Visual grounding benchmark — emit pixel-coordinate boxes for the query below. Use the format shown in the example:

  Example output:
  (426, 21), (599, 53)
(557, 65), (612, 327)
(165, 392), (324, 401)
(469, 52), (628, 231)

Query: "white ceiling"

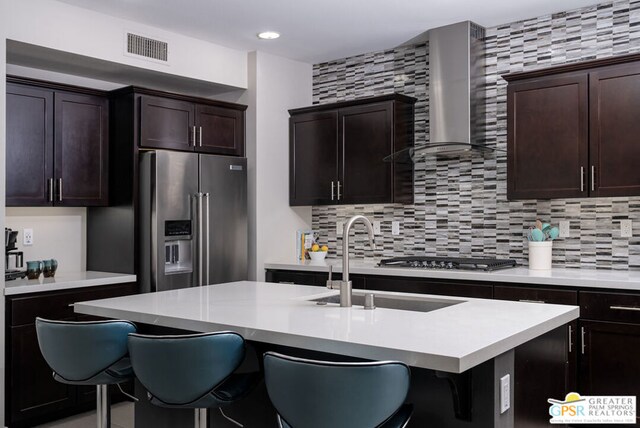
(55, 0), (600, 64)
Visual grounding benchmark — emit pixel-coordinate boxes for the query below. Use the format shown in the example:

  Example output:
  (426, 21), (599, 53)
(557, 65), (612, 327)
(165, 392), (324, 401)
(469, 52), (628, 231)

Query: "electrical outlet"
(23, 228), (33, 246)
(621, 220), (633, 238)
(373, 221), (381, 235)
(392, 221), (400, 236)
(559, 221), (570, 238)
(336, 221), (344, 236)
(500, 374), (510, 414)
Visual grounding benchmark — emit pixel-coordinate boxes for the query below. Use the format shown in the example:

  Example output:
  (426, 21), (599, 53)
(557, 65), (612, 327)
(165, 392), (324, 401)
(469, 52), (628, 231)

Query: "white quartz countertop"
(4, 271), (137, 296)
(74, 281), (578, 373)
(265, 259), (640, 291)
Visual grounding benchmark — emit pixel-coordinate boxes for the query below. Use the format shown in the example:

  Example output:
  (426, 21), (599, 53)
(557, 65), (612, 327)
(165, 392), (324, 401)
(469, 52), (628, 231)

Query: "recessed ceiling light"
(257, 31), (280, 40)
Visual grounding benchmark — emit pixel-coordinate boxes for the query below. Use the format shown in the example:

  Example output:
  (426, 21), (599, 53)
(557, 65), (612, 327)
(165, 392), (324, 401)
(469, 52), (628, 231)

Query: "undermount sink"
(310, 293), (462, 313)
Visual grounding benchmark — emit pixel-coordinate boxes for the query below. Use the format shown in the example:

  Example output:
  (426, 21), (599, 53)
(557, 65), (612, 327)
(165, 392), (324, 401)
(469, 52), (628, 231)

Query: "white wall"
(6, 208), (86, 273)
(5, 0), (247, 89)
(250, 51), (312, 280)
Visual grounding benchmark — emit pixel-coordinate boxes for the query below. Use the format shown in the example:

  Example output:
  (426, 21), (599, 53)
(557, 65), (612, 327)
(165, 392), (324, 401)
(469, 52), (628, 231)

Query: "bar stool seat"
(36, 318), (137, 428)
(264, 352), (413, 428)
(128, 331), (259, 427)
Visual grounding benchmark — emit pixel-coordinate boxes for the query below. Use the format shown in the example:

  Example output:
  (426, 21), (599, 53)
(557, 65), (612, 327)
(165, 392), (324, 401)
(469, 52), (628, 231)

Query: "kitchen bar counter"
(75, 280), (577, 373)
(4, 271), (137, 295)
(265, 259), (640, 291)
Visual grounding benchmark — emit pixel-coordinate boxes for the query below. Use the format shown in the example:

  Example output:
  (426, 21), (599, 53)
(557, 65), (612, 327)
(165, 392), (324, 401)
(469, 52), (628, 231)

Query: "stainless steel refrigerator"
(139, 151), (248, 292)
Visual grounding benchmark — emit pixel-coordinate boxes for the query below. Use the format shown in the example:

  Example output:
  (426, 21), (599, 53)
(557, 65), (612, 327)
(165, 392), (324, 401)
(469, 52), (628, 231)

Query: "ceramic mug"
(43, 259), (58, 278)
(26, 260), (44, 280)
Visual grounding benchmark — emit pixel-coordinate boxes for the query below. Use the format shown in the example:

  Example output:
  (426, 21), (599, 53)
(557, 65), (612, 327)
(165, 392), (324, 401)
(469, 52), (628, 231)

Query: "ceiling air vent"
(126, 32), (168, 62)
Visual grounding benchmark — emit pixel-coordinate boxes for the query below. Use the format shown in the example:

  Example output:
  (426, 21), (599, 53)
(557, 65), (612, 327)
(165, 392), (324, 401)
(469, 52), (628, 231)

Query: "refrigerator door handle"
(204, 193), (210, 286)
(197, 192), (204, 287)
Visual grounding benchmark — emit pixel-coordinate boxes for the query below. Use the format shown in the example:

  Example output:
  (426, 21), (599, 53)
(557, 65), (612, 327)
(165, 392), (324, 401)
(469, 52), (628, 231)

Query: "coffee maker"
(5, 228), (26, 281)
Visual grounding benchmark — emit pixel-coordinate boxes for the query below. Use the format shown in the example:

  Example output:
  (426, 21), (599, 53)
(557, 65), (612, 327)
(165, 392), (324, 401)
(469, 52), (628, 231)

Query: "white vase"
(528, 241), (553, 270)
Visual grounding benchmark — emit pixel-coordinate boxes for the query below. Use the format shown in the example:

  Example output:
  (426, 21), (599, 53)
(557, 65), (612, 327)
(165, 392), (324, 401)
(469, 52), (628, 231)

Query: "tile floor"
(36, 402), (134, 428)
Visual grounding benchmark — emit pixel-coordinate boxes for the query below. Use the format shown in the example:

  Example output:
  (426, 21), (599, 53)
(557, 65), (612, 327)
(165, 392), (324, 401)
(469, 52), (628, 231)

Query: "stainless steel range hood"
(422, 21), (486, 157)
(405, 21), (491, 161)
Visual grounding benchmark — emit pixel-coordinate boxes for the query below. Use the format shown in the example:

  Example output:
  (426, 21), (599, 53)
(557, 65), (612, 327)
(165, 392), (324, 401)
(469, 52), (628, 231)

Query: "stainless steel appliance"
(139, 151), (248, 293)
(5, 228), (26, 281)
(378, 256), (516, 271)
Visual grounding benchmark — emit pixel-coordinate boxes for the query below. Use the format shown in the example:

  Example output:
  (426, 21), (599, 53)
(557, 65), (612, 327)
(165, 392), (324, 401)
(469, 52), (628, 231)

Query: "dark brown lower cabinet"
(5, 282), (137, 427)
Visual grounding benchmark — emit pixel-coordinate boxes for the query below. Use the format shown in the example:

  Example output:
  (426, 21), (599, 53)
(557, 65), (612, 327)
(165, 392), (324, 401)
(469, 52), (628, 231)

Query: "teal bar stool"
(36, 318), (138, 428)
(264, 352), (413, 428)
(128, 331), (259, 428)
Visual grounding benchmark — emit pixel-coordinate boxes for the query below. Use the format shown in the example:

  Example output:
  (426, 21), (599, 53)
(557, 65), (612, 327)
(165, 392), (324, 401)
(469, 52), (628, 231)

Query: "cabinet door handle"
(580, 167), (585, 192)
(610, 305), (640, 312)
(331, 181), (335, 201)
(581, 326), (586, 354)
(568, 325), (573, 353)
(48, 178), (54, 202)
(518, 299), (545, 304)
(337, 181), (342, 200)
(58, 178), (63, 202)
(198, 126), (203, 147)
(591, 165), (596, 192)
(191, 126), (197, 146)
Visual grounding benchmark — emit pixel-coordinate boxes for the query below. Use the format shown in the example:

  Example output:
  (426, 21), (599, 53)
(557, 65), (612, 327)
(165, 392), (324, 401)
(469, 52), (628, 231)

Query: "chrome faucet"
(339, 215), (375, 307)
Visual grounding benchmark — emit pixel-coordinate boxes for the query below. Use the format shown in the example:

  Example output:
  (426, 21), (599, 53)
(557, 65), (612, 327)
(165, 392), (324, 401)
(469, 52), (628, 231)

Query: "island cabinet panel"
(506, 73), (589, 200)
(138, 92), (246, 156)
(5, 283), (137, 428)
(289, 94), (416, 206)
(6, 79), (109, 207)
(505, 54), (640, 199)
(589, 62), (640, 197)
(494, 285), (578, 428)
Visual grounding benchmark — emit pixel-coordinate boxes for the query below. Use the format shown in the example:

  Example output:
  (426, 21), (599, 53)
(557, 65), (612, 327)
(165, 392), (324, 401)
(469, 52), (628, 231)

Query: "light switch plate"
(621, 220), (633, 238)
(559, 221), (570, 238)
(23, 228), (33, 246)
(373, 221), (381, 235)
(392, 221), (400, 236)
(500, 374), (510, 414)
(337, 221), (344, 236)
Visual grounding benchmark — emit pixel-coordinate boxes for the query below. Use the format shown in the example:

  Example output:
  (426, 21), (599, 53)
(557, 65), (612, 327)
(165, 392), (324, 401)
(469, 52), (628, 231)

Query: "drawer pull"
(279, 281), (295, 285)
(609, 305), (640, 312)
(519, 299), (545, 304)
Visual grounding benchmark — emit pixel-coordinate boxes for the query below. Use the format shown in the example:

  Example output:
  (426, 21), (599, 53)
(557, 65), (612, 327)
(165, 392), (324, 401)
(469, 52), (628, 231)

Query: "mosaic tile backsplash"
(311, 0), (640, 270)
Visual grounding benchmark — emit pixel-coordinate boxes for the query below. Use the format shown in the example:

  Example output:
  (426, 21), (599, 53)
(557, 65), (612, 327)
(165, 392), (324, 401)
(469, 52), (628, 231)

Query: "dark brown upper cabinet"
(139, 92), (246, 157)
(504, 53), (640, 200)
(289, 94), (416, 206)
(589, 61), (640, 197)
(6, 79), (109, 207)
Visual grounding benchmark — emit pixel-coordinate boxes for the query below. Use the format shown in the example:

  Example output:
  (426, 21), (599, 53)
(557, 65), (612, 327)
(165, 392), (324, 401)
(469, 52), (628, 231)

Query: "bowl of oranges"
(308, 243), (329, 261)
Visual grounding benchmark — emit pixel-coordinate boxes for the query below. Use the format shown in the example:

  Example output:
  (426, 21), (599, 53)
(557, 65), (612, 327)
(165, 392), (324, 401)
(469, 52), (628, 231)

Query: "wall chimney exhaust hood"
(386, 21), (500, 163)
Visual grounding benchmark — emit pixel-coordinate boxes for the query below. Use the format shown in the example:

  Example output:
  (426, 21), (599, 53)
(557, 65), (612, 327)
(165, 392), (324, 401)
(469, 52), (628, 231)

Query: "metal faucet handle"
(326, 264), (340, 289)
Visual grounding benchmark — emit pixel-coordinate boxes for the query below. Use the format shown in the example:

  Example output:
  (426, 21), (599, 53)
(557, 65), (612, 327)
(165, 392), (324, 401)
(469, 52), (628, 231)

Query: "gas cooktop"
(378, 256), (517, 272)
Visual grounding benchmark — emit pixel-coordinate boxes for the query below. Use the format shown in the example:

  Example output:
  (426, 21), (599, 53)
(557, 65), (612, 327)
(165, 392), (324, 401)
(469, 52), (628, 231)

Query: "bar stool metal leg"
(96, 384), (111, 428)
(194, 408), (208, 428)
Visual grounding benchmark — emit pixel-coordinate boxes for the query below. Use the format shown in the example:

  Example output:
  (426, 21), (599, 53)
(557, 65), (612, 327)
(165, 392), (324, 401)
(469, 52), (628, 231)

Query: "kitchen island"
(75, 281), (578, 427)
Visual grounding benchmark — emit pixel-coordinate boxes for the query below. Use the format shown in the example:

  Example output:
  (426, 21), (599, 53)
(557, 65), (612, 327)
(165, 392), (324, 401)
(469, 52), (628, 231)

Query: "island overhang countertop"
(74, 281), (578, 373)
